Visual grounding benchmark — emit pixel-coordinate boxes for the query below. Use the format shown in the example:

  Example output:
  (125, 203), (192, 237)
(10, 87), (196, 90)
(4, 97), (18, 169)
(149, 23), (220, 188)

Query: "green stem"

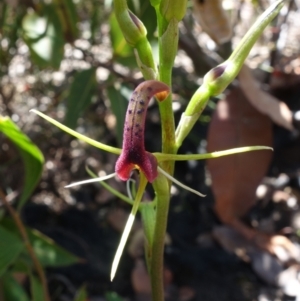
(158, 70), (175, 172)
(151, 174), (170, 301)
(148, 9), (180, 301)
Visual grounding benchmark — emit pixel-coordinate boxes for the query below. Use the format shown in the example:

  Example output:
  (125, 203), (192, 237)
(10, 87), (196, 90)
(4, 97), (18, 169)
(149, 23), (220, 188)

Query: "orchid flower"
(30, 80), (271, 281)
(30, 2), (284, 300)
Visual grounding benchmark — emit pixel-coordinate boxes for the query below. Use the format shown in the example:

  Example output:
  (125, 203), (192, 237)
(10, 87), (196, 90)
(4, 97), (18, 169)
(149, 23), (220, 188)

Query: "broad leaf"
(2, 274), (30, 301)
(0, 116), (44, 209)
(0, 225), (24, 276)
(65, 68), (96, 129)
(106, 78), (129, 146)
(1, 218), (79, 267)
(105, 292), (124, 301)
(29, 274), (44, 301)
(29, 229), (79, 267)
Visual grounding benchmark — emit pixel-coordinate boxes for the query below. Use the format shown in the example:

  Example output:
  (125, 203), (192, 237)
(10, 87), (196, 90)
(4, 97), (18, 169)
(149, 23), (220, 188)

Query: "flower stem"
(151, 174), (170, 301)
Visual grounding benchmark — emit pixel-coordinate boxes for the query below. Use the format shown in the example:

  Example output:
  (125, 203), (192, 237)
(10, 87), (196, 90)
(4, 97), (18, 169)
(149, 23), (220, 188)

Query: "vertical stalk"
(156, 11), (176, 170)
(150, 174), (170, 301)
(148, 8), (180, 301)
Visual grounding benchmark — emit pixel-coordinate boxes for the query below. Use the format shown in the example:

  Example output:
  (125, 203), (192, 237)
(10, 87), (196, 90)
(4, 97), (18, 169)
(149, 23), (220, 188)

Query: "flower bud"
(114, 0), (147, 47)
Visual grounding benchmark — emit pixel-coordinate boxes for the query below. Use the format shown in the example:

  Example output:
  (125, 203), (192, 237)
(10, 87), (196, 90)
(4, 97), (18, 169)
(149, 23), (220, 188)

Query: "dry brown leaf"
(239, 65), (294, 131)
(207, 87), (273, 225)
(193, 0), (232, 44)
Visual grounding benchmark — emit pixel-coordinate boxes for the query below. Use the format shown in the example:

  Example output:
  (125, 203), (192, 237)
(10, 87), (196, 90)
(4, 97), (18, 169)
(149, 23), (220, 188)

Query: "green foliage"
(1, 218), (79, 268)
(0, 0), (285, 300)
(2, 274), (30, 301)
(65, 68), (97, 129)
(74, 286), (88, 301)
(106, 76), (129, 146)
(0, 225), (24, 276)
(29, 275), (44, 301)
(0, 117), (44, 209)
(105, 291), (125, 301)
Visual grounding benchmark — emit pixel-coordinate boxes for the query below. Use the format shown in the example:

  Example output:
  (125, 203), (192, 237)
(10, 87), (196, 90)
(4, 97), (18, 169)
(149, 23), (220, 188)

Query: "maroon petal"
(115, 80), (169, 182)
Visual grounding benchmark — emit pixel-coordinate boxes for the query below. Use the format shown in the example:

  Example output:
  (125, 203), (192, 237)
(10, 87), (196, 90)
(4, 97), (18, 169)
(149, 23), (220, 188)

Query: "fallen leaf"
(207, 87), (273, 225)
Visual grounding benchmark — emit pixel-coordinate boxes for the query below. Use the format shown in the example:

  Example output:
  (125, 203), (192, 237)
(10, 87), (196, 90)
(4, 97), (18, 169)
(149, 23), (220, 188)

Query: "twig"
(0, 188), (51, 301)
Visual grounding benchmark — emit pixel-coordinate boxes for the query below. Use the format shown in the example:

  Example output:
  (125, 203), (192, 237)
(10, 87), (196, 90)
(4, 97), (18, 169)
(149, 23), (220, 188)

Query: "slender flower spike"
(115, 80), (169, 183)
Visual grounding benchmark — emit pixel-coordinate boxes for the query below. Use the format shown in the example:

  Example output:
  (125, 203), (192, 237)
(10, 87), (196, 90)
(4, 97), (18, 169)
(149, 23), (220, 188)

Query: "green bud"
(202, 62), (231, 96)
(160, 0), (187, 21)
(175, 0), (285, 148)
(201, 0), (285, 97)
(114, 0), (157, 78)
(114, 0), (147, 47)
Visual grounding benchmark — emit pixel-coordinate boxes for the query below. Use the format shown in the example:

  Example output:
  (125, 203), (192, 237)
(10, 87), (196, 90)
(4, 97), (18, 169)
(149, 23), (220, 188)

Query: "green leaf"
(105, 292), (124, 301)
(74, 286), (88, 301)
(106, 78), (129, 146)
(0, 225), (24, 276)
(65, 68), (97, 129)
(0, 116), (44, 209)
(140, 203), (156, 247)
(1, 218), (79, 267)
(53, 0), (79, 43)
(2, 274), (30, 301)
(29, 229), (79, 267)
(21, 4), (65, 69)
(29, 275), (44, 301)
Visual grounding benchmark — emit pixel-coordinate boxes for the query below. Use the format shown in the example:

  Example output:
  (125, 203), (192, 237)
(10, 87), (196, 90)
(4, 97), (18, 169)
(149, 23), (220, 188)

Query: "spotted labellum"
(115, 80), (169, 183)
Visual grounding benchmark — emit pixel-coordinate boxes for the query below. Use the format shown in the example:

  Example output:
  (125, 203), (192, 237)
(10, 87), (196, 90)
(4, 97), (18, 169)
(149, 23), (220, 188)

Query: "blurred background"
(1, 0), (300, 300)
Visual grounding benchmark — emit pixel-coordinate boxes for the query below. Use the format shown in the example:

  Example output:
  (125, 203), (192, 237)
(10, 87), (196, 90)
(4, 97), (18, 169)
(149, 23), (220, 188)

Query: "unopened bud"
(202, 63), (230, 96)
(114, 0), (147, 47)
